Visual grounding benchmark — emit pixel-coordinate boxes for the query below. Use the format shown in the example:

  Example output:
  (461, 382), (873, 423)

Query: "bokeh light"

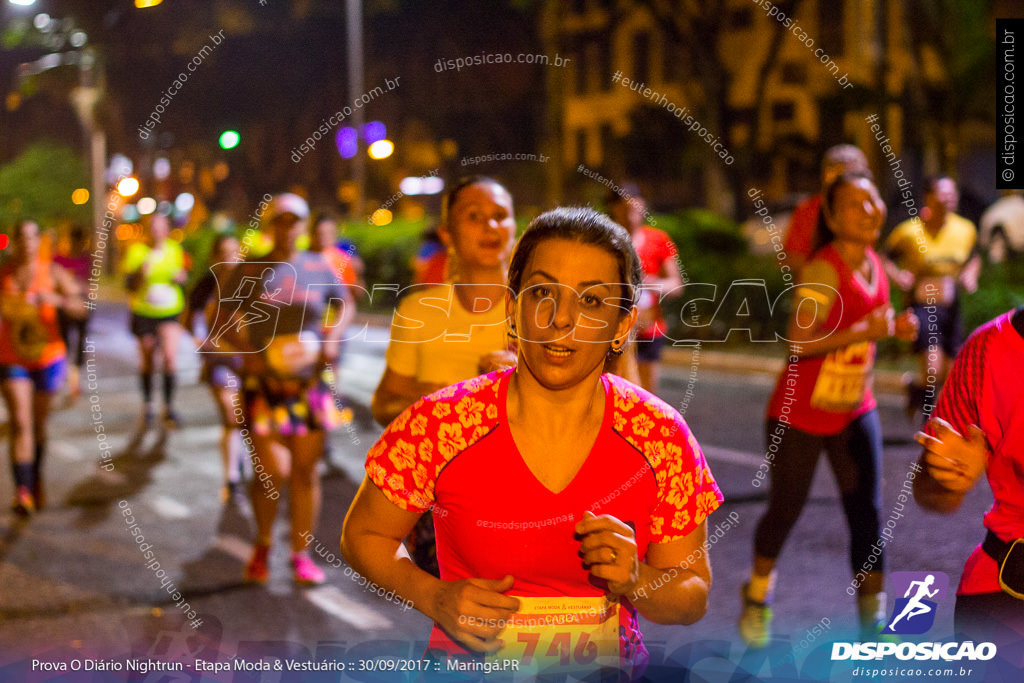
(336, 127), (358, 159)
(116, 177), (140, 197)
(368, 139), (394, 160)
(153, 157), (171, 180)
(363, 121), (386, 144)
(219, 130), (240, 149)
(174, 193), (195, 214)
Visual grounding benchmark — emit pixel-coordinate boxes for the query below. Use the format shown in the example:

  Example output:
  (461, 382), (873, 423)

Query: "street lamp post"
(69, 48), (107, 252)
(346, 0), (365, 217)
(13, 11), (108, 260)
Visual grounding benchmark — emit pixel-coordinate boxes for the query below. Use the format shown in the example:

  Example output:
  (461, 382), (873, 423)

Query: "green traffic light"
(219, 130), (240, 149)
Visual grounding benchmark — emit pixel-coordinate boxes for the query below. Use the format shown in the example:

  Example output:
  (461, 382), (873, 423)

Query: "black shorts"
(130, 313), (180, 339)
(634, 335), (666, 363)
(911, 301), (962, 357)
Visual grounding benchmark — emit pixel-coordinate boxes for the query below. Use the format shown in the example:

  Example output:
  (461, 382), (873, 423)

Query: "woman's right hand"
(861, 306), (894, 341)
(914, 418), (988, 493)
(477, 350), (517, 375)
(894, 309), (919, 342)
(430, 575), (520, 653)
(892, 269), (915, 292)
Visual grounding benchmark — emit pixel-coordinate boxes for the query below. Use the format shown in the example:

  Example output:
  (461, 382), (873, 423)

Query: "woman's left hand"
(576, 511), (640, 598)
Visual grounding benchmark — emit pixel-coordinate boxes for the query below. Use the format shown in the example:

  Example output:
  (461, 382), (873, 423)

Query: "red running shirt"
(765, 245), (889, 435)
(633, 226), (677, 339)
(783, 195), (822, 262)
(366, 368), (723, 676)
(925, 310), (1024, 595)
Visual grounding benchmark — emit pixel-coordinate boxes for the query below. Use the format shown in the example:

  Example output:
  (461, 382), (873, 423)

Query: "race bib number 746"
(486, 596), (619, 678)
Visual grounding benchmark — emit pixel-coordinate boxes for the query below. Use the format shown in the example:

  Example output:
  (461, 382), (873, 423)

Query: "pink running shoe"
(244, 544), (270, 584)
(12, 486), (35, 517)
(291, 552), (325, 586)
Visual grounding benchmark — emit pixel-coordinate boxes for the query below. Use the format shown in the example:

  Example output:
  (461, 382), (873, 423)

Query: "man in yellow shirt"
(885, 176), (981, 419)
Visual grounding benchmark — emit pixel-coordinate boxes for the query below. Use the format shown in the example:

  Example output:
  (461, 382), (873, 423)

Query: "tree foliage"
(0, 142), (90, 227)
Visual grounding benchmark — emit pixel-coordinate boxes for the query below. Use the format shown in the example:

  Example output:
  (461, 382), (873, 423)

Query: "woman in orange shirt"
(1, 220), (85, 514)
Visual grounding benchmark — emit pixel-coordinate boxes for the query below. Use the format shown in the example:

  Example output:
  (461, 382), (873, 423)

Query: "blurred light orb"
(219, 130), (240, 149)
(69, 31), (87, 47)
(399, 177), (423, 195)
(422, 176), (445, 195)
(336, 127), (358, 159)
(32, 13), (49, 29)
(134, 0), (164, 7)
(370, 209), (393, 226)
(399, 175), (445, 196)
(121, 205), (140, 222)
(212, 161), (230, 182)
(116, 177), (140, 197)
(107, 154), (133, 184)
(174, 193), (195, 213)
(71, 188), (90, 205)
(137, 197), (157, 215)
(363, 121), (386, 144)
(153, 157), (171, 180)
(368, 139), (394, 160)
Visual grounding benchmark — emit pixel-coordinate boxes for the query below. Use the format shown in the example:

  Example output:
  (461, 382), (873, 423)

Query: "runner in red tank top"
(739, 174), (918, 647)
(606, 184), (683, 395)
(0, 220), (85, 514)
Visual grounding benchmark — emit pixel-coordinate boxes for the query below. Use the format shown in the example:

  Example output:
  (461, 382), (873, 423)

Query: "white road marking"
(214, 535), (253, 563)
(146, 495), (192, 520)
(48, 440), (84, 461)
(304, 585), (394, 630)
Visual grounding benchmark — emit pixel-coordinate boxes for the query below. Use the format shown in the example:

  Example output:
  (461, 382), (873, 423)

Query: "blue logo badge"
(882, 571), (949, 635)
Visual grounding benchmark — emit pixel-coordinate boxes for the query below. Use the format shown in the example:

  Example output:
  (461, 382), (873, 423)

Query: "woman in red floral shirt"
(342, 207), (722, 680)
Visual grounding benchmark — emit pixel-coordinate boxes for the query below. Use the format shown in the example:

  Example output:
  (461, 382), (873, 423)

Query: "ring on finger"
(609, 548), (617, 563)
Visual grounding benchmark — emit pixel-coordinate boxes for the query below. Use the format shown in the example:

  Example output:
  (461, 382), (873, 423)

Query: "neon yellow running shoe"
(739, 583), (774, 648)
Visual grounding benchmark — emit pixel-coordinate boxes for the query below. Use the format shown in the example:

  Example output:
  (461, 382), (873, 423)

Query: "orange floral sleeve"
(365, 372), (505, 513)
(607, 375), (724, 543)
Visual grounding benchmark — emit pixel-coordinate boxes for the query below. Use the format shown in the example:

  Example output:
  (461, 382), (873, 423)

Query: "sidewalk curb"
(354, 312), (907, 394)
(661, 346), (907, 394)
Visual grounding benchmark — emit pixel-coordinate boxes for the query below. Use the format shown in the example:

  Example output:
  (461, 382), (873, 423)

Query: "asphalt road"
(0, 299), (1005, 682)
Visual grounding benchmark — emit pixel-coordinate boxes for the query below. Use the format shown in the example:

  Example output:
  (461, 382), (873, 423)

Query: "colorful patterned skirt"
(241, 368), (350, 437)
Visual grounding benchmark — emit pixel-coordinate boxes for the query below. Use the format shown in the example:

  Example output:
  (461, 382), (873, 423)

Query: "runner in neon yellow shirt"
(121, 212), (187, 427)
(884, 175), (981, 419)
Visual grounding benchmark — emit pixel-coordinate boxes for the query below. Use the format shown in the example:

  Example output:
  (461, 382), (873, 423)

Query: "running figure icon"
(888, 574), (939, 631)
(206, 268), (282, 351)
